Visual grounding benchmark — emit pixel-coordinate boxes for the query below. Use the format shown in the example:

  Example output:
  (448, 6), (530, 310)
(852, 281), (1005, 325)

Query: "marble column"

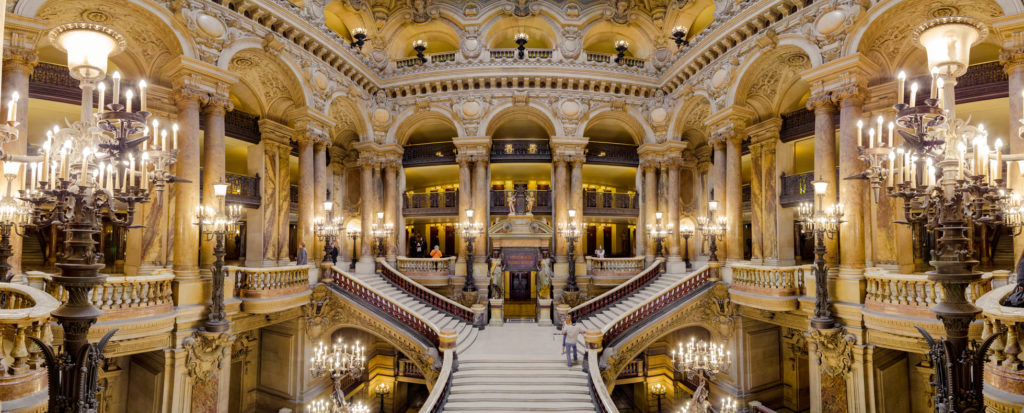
(635, 167), (645, 258)
(836, 88), (867, 303)
(359, 158), (376, 267)
(313, 141), (328, 261)
(473, 157), (489, 263)
(457, 157), (472, 264)
(749, 142), (764, 264)
(553, 158), (568, 262)
(0, 46), (34, 277)
(396, 165), (406, 257)
(810, 94), (838, 271)
(1004, 46), (1024, 270)
(297, 137), (316, 259)
(762, 142), (780, 265)
(277, 144), (292, 264)
(245, 140), (280, 267)
(666, 161), (682, 264)
(644, 163), (658, 263)
(384, 161), (398, 262)
(725, 135), (743, 262)
(711, 140), (727, 257)
(200, 102), (228, 272)
(172, 89), (203, 305)
(570, 158), (584, 265)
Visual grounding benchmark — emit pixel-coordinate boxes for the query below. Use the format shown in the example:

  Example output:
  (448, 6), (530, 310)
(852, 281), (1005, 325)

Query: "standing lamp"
(697, 200), (726, 263)
(348, 225), (361, 271)
(650, 382), (666, 413)
(194, 183), (244, 332)
(314, 201), (342, 264)
(648, 211), (671, 258)
(679, 224), (694, 270)
(614, 40), (629, 64)
(458, 208), (483, 292)
(796, 179), (844, 329)
(413, 40), (428, 64)
(371, 211), (392, 258)
(559, 209), (582, 292)
(0, 161), (27, 283)
(375, 382), (391, 413)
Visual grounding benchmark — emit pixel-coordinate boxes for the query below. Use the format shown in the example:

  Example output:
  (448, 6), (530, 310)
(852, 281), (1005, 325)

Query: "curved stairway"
(576, 266), (696, 333)
(355, 271), (479, 354)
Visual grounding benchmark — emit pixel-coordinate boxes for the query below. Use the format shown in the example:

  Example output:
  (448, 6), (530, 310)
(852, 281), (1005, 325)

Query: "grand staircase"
(353, 269), (480, 354)
(575, 265), (694, 333)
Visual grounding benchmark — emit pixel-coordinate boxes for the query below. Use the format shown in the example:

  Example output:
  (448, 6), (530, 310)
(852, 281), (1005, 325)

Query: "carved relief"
(806, 327), (856, 377)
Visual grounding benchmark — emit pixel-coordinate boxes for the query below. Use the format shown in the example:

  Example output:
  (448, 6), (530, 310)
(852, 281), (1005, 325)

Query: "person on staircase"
(562, 317), (583, 367)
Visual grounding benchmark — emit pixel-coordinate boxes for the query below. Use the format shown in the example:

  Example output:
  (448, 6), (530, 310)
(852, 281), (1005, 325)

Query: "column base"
(173, 277), (205, 306)
(537, 298), (553, 326)
(836, 266), (866, 304)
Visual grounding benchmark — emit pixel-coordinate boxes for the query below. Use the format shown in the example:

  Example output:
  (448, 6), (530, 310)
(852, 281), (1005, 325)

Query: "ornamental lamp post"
(371, 211), (392, 258)
(347, 224), (361, 271)
(413, 40), (428, 64)
(796, 179), (844, 329)
(697, 200), (726, 263)
(560, 209), (582, 292)
(194, 182), (243, 333)
(679, 223), (694, 270)
(650, 382), (666, 413)
(648, 211), (672, 258)
(459, 208), (484, 292)
(375, 382), (392, 413)
(315, 201), (342, 264)
(515, 32), (529, 59)
(614, 40), (629, 65)
(23, 22), (180, 412)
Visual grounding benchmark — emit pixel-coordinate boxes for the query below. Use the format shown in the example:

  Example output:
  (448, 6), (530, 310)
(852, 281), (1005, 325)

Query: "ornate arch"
(226, 48), (308, 120)
(33, 0), (194, 81)
(728, 46), (812, 122)
(389, 107), (464, 145)
(669, 95), (713, 144)
(579, 107), (650, 144)
(481, 103), (561, 137)
(328, 95), (371, 148)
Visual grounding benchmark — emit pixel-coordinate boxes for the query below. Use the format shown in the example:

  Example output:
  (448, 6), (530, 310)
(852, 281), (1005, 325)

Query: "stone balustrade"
(728, 263), (811, 312)
(379, 260), (478, 325)
(977, 285), (1024, 409)
(569, 259), (664, 323)
(602, 265), (714, 348)
(0, 283), (59, 405)
(34, 272), (175, 321)
(396, 256), (457, 291)
(325, 265), (441, 347)
(588, 256), (646, 288)
(864, 269), (992, 319)
(231, 265), (311, 298)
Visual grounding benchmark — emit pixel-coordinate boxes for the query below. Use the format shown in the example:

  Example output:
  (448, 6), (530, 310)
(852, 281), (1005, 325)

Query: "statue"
(506, 190), (517, 215)
(537, 258), (552, 299)
(525, 190), (535, 214)
(489, 256), (504, 299)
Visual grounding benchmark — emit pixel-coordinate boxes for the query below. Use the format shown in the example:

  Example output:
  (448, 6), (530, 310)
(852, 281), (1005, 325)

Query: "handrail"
(730, 263), (811, 296)
(586, 348), (618, 413)
(0, 283), (59, 378)
(569, 259), (664, 322)
(38, 272), (175, 320)
(229, 264), (311, 298)
(864, 268), (992, 317)
(325, 265), (440, 347)
(378, 259), (475, 324)
(419, 349), (455, 413)
(975, 284), (1024, 399)
(601, 264), (713, 347)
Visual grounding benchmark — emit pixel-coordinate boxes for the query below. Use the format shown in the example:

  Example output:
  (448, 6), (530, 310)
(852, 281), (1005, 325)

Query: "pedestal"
(471, 303), (486, 327)
(555, 304), (570, 326)
(489, 298), (504, 326)
(537, 298), (553, 326)
(666, 258), (687, 274)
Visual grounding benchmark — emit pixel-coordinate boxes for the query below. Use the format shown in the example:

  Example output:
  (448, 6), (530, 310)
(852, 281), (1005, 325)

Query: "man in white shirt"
(562, 318), (584, 367)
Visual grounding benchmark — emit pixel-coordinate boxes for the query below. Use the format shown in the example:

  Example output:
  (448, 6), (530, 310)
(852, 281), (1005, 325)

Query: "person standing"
(329, 240), (339, 264)
(430, 245), (443, 259)
(296, 243), (308, 265)
(596, 245), (606, 258)
(562, 318), (583, 367)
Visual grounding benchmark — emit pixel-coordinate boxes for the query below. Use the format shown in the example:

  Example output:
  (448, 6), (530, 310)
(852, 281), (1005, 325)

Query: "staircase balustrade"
(0, 283), (59, 403)
(35, 272), (175, 321)
(586, 349), (618, 413)
(231, 265), (311, 298)
(420, 350), (456, 413)
(398, 358), (424, 378)
(975, 285), (1024, 404)
(602, 265), (713, 347)
(378, 259), (476, 324)
(864, 268), (992, 318)
(730, 263), (810, 297)
(326, 265), (440, 346)
(569, 259), (664, 323)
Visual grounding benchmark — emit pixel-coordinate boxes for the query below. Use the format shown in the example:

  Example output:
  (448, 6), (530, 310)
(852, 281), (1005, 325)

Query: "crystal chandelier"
(20, 22), (178, 412)
(672, 337), (731, 413)
(855, 15), (1006, 412)
(309, 338), (366, 413)
(307, 398), (369, 413)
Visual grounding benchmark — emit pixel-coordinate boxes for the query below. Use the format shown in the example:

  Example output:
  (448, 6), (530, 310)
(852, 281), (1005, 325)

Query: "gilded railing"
(325, 265), (440, 346)
(230, 265), (311, 298)
(602, 265), (713, 347)
(569, 259), (664, 323)
(35, 272), (175, 321)
(396, 257), (456, 276)
(977, 285), (1024, 399)
(586, 256), (645, 276)
(378, 259), (477, 325)
(0, 283), (58, 402)
(730, 263), (811, 297)
(864, 269), (992, 318)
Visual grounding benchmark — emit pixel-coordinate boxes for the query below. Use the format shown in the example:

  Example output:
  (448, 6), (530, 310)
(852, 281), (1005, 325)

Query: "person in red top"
(429, 245), (443, 259)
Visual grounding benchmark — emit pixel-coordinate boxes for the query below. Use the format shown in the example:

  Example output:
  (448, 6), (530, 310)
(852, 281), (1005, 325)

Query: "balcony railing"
(489, 49), (555, 60)
(977, 284), (1024, 398)
(397, 358), (424, 379)
(231, 265), (311, 299)
(570, 259), (664, 323)
(396, 51), (458, 69)
(403, 142), (457, 167)
(0, 283), (59, 404)
(587, 256), (645, 288)
(395, 256), (456, 289)
(404, 191), (459, 216)
(36, 272), (175, 322)
(729, 263), (811, 312)
(864, 269), (992, 320)
(224, 110), (261, 143)
(585, 52), (645, 68)
(200, 171), (261, 208)
(491, 189), (552, 215)
(490, 140), (552, 163)
(617, 357), (645, 378)
(585, 142), (639, 166)
(779, 171), (814, 208)
(583, 192), (638, 216)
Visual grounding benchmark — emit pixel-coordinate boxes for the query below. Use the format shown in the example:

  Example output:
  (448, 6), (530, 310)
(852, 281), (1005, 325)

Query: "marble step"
(449, 384), (590, 395)
(444, 401), (597, 411)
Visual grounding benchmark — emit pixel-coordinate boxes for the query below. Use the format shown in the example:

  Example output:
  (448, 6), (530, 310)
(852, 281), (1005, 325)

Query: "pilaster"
(551, 136), (588, 279)
(706, 106), (752, 264)
(746, 118), (782, 265)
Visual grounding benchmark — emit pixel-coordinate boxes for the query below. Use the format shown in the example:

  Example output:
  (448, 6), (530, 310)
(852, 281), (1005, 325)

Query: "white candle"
(887, 122), (894, 147)
(80, 147), (90, 186)
(141, 153), (148, 190)
(138, 80), (147, 112)
(868, 128), (875, 149)
(125, 89), (134, 113)
(887, 151), (894, 186)
(876, 115), (883, 144)
(173, 123), (179, 149)
(161, 129), (167, 150)
(107, 164), (113, 193)
(910, 83), (918, 107)
(6, 91), (18, 123)
(29, 162), (35, 191)
(129, 154), (135, 188)
(112, 71), (121, 105)
(897, 71), (906, 105)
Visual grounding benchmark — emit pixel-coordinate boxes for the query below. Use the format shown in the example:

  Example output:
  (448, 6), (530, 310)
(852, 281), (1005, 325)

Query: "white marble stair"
(445, 357), (596, 413)
(359, 272), (478, 354)
(577, 270), (690, 333)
